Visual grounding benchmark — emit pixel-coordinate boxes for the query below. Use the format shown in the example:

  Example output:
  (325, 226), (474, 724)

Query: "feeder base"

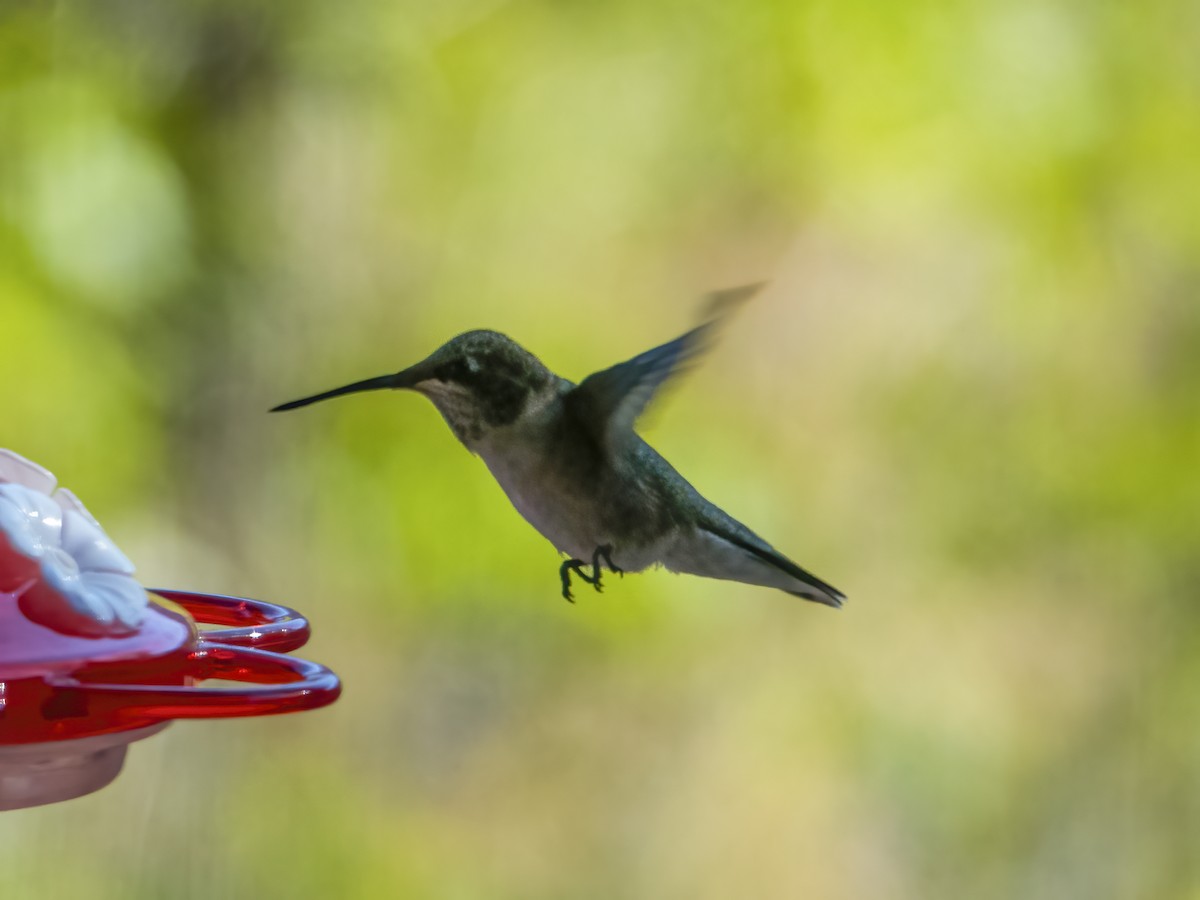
(0, 724), (169, 810)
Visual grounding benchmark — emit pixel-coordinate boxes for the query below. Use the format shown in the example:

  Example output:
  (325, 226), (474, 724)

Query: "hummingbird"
(271, 285), (845, 607)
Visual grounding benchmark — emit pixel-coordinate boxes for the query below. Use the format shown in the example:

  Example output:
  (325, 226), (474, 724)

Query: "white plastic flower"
(0, 449), (147, 636)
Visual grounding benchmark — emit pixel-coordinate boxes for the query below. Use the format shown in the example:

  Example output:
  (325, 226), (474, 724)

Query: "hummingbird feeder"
(0, 450), (341, 810)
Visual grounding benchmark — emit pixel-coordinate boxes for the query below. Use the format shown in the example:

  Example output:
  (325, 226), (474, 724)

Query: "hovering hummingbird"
(271, 285), (845, 607)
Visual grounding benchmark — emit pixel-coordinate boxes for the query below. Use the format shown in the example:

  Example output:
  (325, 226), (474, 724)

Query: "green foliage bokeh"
(1, 1), (1197, 897)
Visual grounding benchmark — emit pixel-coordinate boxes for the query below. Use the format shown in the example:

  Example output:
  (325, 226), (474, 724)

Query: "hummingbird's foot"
(560, 558), (599, 603)
(594, 544), (623, 580)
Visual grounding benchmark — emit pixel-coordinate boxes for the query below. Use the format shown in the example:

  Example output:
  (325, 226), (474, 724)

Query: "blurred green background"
(2, 0), (1198, 897)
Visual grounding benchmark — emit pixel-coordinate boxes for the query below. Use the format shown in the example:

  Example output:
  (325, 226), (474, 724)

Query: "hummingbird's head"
(412, 330), (556, 445)
(271, 330), (556, 448)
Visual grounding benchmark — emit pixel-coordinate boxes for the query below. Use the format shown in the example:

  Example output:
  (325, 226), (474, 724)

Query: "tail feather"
(695, 522), (845, 608)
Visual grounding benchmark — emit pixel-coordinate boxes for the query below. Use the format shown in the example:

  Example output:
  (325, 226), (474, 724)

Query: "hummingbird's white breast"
(476, 429), (682, 574)
(485, 454), (589, 557)
(469, 390), (615, 563)
(475, 439), (597, 562)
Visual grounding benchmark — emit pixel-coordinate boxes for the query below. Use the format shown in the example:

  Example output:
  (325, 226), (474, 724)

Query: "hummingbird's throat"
(420, 382), (487, 445)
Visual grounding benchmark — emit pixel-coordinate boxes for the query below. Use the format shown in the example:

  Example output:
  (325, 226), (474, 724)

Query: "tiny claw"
(595, 544), (623, 580)
(560, 557), (592, 603)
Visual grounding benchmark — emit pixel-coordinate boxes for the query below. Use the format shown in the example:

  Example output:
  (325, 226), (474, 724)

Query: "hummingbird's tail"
(721, 531), (846, 608)
(673, 516), (845, 607)
(270, 373), (407, 412)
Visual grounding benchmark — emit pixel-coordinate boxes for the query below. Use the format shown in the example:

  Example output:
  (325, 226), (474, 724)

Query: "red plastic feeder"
(0, 588), (341, 809)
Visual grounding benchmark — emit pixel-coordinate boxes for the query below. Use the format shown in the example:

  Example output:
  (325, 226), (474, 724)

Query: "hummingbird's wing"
(566, 283), (764, 452)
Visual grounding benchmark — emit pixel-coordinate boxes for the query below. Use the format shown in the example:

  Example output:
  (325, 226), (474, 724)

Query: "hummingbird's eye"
(434, 359), (474, 385)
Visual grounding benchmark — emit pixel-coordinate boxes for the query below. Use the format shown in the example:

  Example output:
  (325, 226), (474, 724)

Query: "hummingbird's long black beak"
(270, 366), (425, 412)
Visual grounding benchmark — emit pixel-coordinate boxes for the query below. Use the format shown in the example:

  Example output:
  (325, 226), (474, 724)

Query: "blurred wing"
(566, 283), (764, 453)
